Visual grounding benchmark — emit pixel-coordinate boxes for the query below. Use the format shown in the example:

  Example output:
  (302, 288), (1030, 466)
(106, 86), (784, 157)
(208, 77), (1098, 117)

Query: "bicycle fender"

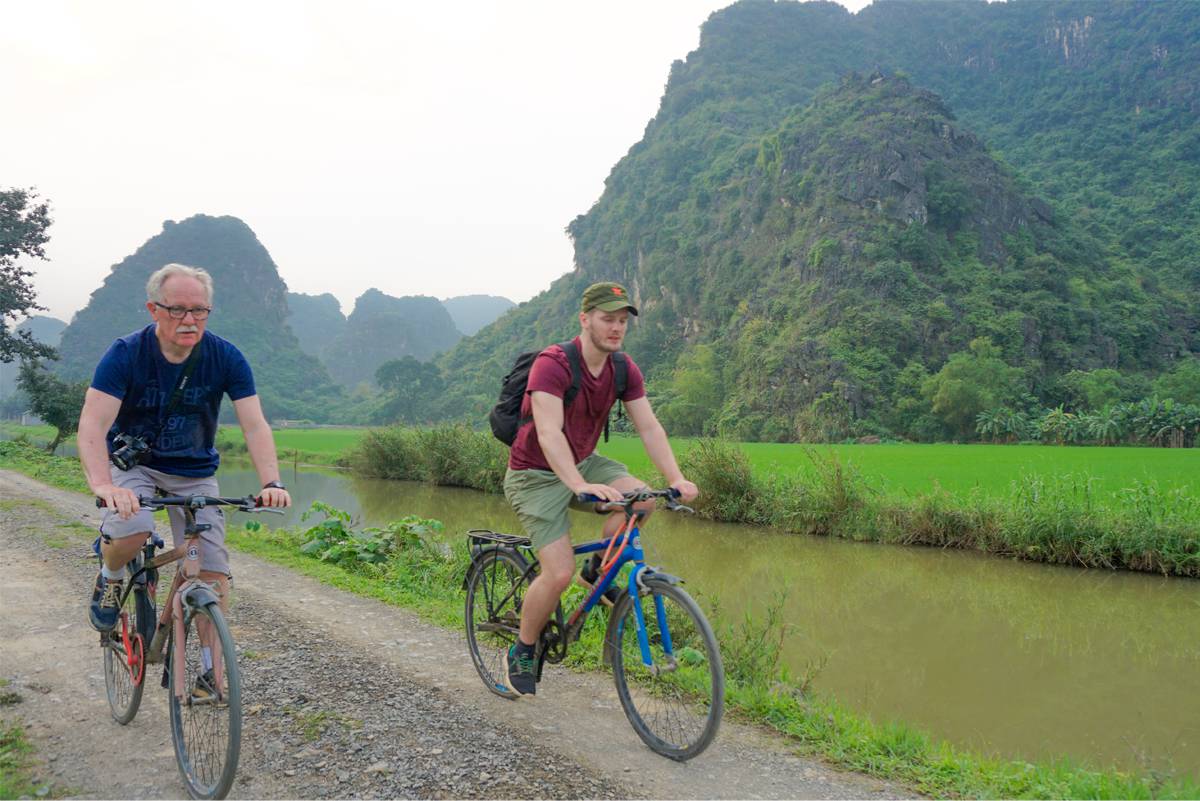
(640, 571), (684, 588)
(182, 584), (221, 609)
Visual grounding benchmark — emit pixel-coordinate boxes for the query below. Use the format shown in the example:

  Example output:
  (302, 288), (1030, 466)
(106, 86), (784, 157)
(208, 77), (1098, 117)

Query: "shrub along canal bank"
(2, 439), (1197, 799)
(347, 425), (1200, 577)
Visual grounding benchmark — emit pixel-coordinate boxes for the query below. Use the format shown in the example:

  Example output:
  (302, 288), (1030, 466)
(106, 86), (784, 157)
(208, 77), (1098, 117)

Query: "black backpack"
(489, 340), (628, 446)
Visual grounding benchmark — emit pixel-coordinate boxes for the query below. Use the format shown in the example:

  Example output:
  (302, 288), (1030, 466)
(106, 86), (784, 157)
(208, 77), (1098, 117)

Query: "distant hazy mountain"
(0, 316), (66, 398)
(441, 294), (515, 336)
(54, 214), (342, 421)
(285, 292), (347, 361)
(322, 289), (462, 388)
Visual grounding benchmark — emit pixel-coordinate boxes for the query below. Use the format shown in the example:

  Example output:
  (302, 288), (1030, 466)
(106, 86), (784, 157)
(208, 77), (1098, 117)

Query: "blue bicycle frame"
(569, 521), (675, 669)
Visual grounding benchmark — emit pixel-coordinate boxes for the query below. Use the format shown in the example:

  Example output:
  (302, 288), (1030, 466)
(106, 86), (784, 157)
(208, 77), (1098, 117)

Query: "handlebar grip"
(576, 493), (604, 503)
(95, 498), (107, 508)
(668, 487), (681, 498)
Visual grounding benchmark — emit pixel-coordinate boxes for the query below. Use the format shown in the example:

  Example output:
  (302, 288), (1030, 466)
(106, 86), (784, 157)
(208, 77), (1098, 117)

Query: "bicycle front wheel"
(103, 587), (150, 725)
(609, 580), (724, 760)
(465, 547), (531, 698)
(167, 602), (242, 799)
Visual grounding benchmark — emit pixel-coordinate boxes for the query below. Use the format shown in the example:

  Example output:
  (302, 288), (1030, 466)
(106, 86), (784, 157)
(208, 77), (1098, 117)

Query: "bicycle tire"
(167, 602), (242, 799)
(464, 547), (531, 698)
(609, 579), (724, 760)
(103, 586), (149, 725)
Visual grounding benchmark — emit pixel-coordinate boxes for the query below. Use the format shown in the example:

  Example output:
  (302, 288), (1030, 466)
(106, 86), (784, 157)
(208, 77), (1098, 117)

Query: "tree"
(1039, 405), (1077, 446)
(17, 359), (86, 452)
(373, 356), (445, 425)
(1083, 405), (1126, 445)
(1, 189), (56, 364)
(1060, 369), (1127, 411)
(922, 338), (1026, 440)
(658, 344), (723, 436)
(1152, 359), (1200, 406)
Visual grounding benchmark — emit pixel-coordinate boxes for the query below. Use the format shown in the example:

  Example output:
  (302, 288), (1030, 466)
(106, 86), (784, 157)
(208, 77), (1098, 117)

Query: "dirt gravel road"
(0, 468), (906, 799)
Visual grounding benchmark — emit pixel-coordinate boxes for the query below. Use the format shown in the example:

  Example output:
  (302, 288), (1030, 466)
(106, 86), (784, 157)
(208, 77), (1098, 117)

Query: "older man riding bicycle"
(78, 263), (291, 634)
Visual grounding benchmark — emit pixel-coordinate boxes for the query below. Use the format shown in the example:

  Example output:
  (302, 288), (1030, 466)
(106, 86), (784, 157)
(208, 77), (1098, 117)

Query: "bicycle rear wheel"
(465, 547), (531, 698)
(167, 602), (242, 799)
(609, 580), (724, 760)
(103, 586), (151, 725)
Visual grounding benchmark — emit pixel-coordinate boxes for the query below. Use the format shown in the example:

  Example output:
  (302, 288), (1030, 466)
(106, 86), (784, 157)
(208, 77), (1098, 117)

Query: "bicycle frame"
(571, 514), (677, 669)
(474, 510), (678, 671)
(111, 505), (228, 702)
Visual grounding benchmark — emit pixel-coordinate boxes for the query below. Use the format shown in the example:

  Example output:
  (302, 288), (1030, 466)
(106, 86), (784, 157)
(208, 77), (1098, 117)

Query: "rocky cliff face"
(285, 292), (347, 361)
(55, 215), (341, 420)
(322, 289), (462, 388)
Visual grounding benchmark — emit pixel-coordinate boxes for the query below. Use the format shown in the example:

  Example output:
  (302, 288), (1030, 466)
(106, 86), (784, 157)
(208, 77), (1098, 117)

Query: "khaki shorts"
(99, 464), (231, 576)
(503, 453), (633, 550)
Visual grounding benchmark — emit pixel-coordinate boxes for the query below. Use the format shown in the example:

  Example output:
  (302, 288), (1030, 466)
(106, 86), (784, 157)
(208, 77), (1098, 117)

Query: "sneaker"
(88, 573), (124, 631)
(502, 644), (537, 697)
(191, 669), (219, 703)
(577, 557), (622, 608)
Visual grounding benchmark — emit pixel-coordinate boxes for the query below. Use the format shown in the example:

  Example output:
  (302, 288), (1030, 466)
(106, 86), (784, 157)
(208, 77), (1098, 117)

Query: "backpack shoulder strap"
(611, 351), (628, 400)
(558, 340), (583, 406)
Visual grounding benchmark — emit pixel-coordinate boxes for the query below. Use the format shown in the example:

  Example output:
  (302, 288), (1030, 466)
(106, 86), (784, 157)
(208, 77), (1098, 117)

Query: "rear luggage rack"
(467, 529), (532, 549)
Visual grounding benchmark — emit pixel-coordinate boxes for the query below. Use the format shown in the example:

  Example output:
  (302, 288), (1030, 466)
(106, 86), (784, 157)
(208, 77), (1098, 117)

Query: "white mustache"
(177, 325), (199, 333)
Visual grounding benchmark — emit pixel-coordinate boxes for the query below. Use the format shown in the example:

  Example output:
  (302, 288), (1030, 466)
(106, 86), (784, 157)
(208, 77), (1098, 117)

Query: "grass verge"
(0, 721), (47, 800)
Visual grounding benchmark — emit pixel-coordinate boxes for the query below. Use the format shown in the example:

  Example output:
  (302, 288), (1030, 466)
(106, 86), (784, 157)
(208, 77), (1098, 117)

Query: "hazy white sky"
(2, 0), (868, 323)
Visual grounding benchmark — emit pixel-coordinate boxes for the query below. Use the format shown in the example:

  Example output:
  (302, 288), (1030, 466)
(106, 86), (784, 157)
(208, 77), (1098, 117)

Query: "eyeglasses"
(154, 302), (212, 320)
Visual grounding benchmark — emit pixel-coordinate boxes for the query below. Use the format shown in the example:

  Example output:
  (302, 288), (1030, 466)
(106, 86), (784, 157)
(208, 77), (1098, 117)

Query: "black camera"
(110, 432), (152, 471)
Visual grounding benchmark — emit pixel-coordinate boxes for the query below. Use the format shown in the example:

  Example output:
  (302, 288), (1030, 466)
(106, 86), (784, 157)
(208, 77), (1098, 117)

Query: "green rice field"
(598, 436), (1200, 503)
(6, 422), (1199, 507)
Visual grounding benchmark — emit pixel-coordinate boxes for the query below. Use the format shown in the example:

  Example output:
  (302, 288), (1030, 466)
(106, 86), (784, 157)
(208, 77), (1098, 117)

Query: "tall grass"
(347, 424), (508, 493)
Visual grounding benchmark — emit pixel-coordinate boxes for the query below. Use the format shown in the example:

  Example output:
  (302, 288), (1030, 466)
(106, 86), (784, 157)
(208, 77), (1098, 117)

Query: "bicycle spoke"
(611, 583), (724, 760)
(169, 603), (241, 798)
(466, 549), (530, 697)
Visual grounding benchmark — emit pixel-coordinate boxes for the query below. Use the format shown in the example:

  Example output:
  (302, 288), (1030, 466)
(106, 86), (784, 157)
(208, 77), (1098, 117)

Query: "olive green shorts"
(503, 453), (633, 551)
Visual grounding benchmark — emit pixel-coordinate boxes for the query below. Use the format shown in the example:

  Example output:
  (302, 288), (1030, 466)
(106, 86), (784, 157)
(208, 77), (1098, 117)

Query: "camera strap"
(153, 344), (202, 443)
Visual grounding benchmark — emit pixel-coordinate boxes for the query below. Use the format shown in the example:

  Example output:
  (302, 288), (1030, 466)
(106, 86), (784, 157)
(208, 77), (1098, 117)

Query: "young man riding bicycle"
(77, 263), (292, 644)
(502, 281), (698, 697)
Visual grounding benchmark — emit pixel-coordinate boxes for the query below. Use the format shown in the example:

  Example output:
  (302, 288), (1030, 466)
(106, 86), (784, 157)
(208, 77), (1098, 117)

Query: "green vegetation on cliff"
(435, 0), (1200, 443)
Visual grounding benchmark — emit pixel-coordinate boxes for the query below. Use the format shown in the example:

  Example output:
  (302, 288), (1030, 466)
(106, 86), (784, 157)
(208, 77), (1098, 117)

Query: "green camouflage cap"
(581, 281), (638, 315)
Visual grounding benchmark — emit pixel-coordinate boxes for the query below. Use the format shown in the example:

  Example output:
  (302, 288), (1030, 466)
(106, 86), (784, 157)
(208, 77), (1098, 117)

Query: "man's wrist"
(262, 480), (285, 491)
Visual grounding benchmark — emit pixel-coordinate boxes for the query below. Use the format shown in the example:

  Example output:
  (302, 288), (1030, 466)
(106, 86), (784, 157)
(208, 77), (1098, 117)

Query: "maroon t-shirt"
(508, 337), (646, 471)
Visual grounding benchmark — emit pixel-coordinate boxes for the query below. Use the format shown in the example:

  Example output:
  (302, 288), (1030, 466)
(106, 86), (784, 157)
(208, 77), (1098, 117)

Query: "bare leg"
(518, 536), (575, 646)
(194, 570), (230, 676)
(518, 476), (653, 645)
(100, 532), (151, 571)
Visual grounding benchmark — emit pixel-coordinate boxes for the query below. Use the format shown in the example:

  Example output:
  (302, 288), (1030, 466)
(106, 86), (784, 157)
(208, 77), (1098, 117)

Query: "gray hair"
(146, 263), (214, 304)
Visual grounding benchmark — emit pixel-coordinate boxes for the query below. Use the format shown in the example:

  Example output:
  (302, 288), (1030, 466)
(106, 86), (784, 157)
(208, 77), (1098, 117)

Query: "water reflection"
(214, 460), (1200, 774)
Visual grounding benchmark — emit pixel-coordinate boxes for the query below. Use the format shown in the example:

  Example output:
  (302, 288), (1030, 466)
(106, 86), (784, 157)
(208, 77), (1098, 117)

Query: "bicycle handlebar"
(95, 494), (285, 514)
(575, 487), (694, 514)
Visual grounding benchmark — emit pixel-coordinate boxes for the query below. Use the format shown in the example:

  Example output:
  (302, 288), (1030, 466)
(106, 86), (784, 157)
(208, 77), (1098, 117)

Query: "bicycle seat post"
(181, 503), (206, 580)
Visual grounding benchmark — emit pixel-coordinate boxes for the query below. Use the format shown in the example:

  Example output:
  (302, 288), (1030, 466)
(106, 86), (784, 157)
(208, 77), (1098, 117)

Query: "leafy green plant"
(297, 502), (444, 569)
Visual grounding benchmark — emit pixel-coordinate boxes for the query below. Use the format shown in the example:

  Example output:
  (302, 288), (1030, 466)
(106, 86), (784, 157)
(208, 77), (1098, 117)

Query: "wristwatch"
(262, 480), (286, 491)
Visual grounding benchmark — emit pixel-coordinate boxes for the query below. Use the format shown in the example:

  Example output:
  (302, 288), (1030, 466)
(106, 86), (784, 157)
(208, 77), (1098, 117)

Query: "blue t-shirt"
(91, 325), (257, 477)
